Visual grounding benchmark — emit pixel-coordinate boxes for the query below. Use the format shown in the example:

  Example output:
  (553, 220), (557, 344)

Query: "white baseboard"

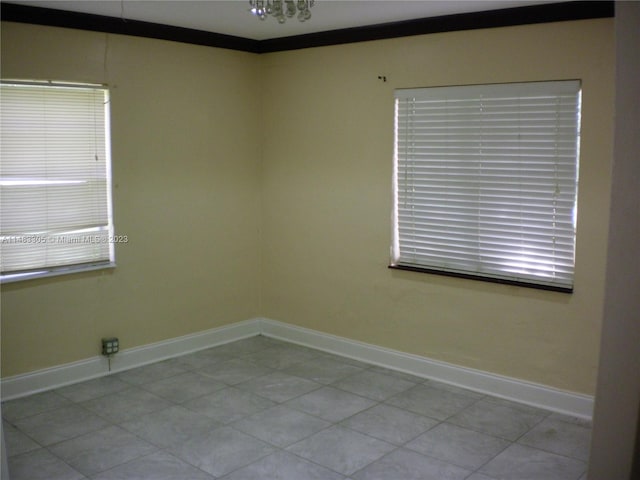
(257, 317), (594, 420)
(0, 318), (260, 401)
(1, 316), (594, 420)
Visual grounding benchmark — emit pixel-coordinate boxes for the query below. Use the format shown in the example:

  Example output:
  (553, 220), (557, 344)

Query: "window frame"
(0, 80), (116, 284)
(390, 80), (582, 293)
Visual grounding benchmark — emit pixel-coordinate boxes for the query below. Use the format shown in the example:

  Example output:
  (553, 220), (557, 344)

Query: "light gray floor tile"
(285, 386), (376, 423)
(283, 356), (365, 384)
(197, 358), (274, 385)
(55, 376), (130, 402)
(287, 425), (395, 476)
(424, 380), (485, 400)
(405, 422), (510, 470)
(81, 387), (172, 424)
(385, 384), (478, 421)
(2, 391), (70, 422)
(233, 404), (331, 447)
(341, 404), (438, 445)
(235, 371), (322, 402)
(8, 448), (86, 480)
(548, 411), (593, 428)
(13, 404), (110, 446)
(479, 443), (587, 480)
(2, 420), (40, 457)
(92, 451), (215, 480)
(120, 405), (221, 448)
(367, 366), (426, 384)
(482, 396), (551, 416)
(171, 348), (233, 370)
(2, 337), (594, 480)
(351, 448), (471, 480)
(221, 450), (345, 480)
(183, 386), (276, 424)
(242, 345), (320, 370)
(332, 370), (417, 401)
(264, 343), (320, 355)
(211, 335), (281, 356)
(312, 351), (372, 368)
(49, 425), (157, 477)
(168, 426), (275, 477)
(114, 358), (188, 385)
(447, 399), (547, 441)
(518, 417), (592, 461)
(141, 371), (226, 403)
(463, 474), (499, 480)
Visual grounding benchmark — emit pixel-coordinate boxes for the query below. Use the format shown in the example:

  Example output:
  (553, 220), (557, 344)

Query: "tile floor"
(2, 335), (592, 480)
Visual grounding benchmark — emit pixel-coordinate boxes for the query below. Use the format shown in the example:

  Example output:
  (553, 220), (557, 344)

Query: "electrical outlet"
(102, 337), (119, 356)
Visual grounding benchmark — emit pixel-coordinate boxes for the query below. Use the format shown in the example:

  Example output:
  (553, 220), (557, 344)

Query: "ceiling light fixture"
(249, 0), (314, 23)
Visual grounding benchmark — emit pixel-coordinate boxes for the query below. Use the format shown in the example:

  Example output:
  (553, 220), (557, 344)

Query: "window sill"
(1, 262), (116, 284)
(388, 264), (573, 294)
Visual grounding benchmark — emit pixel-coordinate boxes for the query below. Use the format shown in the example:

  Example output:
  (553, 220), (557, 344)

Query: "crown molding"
(1, 1), (614, 54)
(259, 1), (614, 53)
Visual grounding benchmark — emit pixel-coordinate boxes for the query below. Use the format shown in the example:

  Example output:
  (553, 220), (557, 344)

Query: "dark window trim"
(388, 265), (574, 294)
(1, 1), (613, 54)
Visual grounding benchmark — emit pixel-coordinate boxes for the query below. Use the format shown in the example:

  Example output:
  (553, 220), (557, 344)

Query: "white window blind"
(0, 81), (114, 282)
(392, 80), (581, 291)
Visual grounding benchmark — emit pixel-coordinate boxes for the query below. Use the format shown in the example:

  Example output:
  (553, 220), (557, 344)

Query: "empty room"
(1, 1), (638, 479)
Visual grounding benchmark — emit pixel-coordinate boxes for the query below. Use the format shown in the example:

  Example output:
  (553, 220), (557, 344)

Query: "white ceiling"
(10, 0), (556, 40)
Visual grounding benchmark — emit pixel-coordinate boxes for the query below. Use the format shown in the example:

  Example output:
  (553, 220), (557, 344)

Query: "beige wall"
(261, 19), (614, 395)
(0, 23), (262, 376)
(1, 18), (615, 396)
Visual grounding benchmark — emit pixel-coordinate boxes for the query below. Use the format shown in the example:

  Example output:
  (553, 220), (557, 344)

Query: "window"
(0, 81), (114, 283)
(391, 80), (581, 292)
